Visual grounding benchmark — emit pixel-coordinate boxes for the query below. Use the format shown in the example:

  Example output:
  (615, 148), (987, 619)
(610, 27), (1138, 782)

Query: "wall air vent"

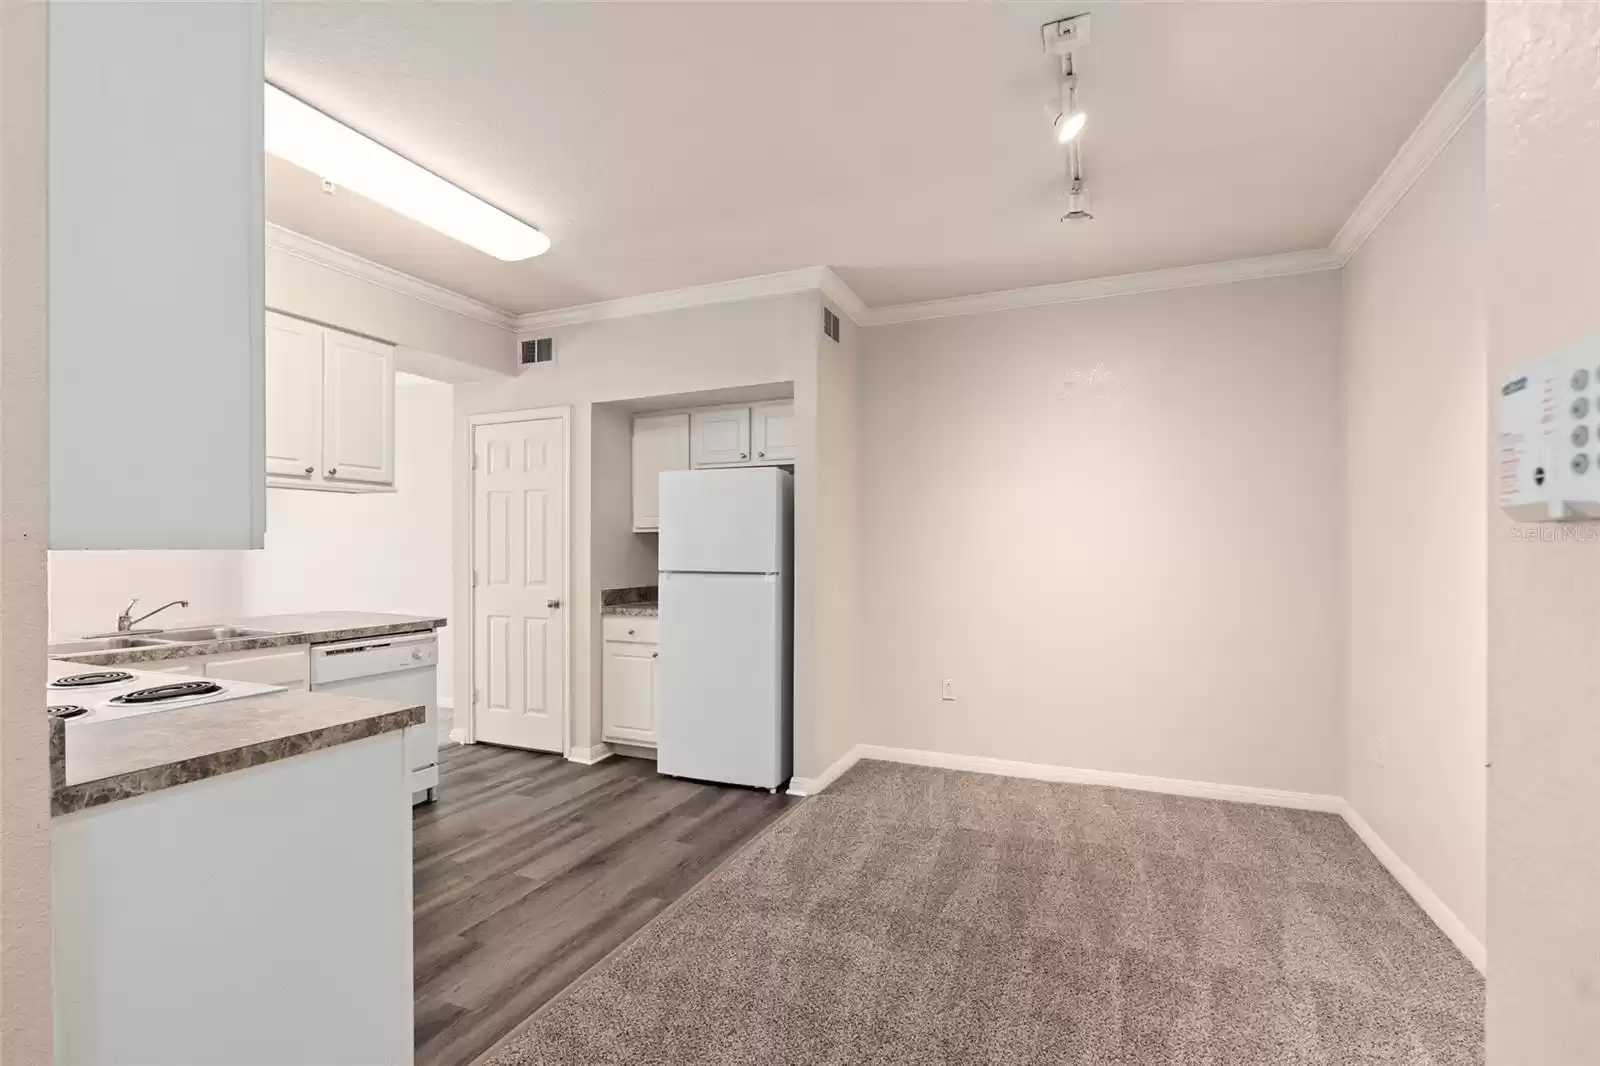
(521, 337), (554, 366)
(822, 307), (840, 343)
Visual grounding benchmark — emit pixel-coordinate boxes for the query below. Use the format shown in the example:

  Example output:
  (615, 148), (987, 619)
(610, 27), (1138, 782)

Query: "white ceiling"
(264, 2), (1482, 315)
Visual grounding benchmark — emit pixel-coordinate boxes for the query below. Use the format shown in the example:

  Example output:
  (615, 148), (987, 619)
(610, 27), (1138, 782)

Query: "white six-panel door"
(471, 414), (567, 753)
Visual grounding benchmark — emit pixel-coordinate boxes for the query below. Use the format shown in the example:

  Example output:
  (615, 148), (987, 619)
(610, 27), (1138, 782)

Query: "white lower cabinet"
(602, 616), (660, 748)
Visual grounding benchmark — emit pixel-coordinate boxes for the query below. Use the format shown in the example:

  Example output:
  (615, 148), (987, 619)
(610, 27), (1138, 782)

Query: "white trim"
(513, 266), (842, 334)
(461, 405), (573, 756)
(816, 267), (868, 326)
(447, 728), (467, 745)
(864, 249), (1341, 326)
(786, 745), (863, 797)
(1338, 799), (1486, 973)
(1329, 40), (1484, 264)
(567, 743), (613, 766)
(266, 223), (517, 333)
(854, 745), (1344, 811)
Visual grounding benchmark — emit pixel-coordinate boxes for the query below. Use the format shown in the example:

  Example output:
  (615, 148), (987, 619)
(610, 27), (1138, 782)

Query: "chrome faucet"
(117, 598), (189, 633)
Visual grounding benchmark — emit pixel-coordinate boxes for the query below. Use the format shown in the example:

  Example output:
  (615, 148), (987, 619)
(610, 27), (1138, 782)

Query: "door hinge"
(472, 453), (479, 470)
(472, 570), (480, 587)
(472, 688), (479, 706)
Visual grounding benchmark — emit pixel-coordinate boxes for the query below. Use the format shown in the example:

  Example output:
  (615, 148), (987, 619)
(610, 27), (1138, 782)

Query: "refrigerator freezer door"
(658, 571), (789, 789)
(658, 467), (787, 575)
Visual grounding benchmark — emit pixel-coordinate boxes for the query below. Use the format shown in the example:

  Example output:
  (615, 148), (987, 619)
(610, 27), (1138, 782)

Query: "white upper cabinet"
(632, 414), (690, 532)
(750, 402), (797, 464)
(265, 312), (395, 493)
(690, 407), (752, 467)
(48, 0), (265, 548)
(264, 315), (323, 480)
(322, 331), (396, 486)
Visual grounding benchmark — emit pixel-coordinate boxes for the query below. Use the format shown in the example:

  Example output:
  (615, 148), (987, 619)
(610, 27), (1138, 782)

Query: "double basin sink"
(51, 627), (285, 656)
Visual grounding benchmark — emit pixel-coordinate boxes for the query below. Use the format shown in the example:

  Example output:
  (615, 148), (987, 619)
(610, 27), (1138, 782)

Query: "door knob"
(303, 465), (314, 475)
(547, 599), (562, 609)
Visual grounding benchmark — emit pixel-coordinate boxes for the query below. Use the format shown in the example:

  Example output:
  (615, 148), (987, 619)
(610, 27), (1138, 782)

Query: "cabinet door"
(632, 414), (690, 531)
(690, 408), (751, 467)
(603, 639), (659, 745)
(322, 328), (395, 486)
(750, 402), (796, 464)
(264, 313), (323, 480)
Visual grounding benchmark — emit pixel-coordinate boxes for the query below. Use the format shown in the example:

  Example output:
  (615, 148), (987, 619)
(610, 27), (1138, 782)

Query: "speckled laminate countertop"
(50, 678), (423, 816)
(601, 601), (659, 617)
(600, 586), (659, 617)
(51, 611), (447, 667)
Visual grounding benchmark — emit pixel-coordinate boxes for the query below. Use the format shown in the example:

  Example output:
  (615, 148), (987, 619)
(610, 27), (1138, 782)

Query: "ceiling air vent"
(521, 337), (554, 366)
(822, 307), (840, 343)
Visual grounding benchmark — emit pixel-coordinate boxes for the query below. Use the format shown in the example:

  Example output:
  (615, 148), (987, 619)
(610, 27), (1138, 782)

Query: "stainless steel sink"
(50, 636), (173, 654)
(148, 626), (279, 643)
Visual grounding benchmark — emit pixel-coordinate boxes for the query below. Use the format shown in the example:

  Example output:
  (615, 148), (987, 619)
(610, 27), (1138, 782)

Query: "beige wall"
(1487, 4), (1600, 1057)
(858, 272), (1344, 793)
(1342, 110), (1486, 954)
(0, 0), (52, 1058)
(453, 294), (817, 758)
(792, 300), (862, 783)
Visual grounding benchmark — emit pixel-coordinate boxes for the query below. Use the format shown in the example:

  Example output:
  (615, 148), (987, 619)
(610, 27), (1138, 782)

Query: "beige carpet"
(484, 760), (1483, 1065)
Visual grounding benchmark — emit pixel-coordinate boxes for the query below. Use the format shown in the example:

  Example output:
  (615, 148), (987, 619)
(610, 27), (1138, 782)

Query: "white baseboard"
(787, 745), (864, 796)
(853, 745), (1344, 812)
(446, 728), (467, 745)
(1338, 799), (1486, 973)
(566, 743), (613, 766)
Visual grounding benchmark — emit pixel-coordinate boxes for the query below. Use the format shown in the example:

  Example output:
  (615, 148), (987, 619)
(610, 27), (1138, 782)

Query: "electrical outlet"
(941, 679), (956, 702)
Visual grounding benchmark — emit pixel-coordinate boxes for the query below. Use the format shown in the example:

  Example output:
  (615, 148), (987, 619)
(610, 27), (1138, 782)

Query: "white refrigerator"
(657, 467), (792, 791)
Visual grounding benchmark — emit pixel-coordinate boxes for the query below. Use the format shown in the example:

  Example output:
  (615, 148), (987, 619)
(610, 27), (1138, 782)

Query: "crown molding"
(513, 266), (845, 335)
(1330, 39), (1484, 265)
(864, 248), (1341, 326)
(816, 267), (869, 325)
(265, 224), (518, 333)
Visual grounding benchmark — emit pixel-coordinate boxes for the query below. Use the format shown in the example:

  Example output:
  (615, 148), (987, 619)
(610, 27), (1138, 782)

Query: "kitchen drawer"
(602, 615), (659, 644)
(204, 647), (310, 689)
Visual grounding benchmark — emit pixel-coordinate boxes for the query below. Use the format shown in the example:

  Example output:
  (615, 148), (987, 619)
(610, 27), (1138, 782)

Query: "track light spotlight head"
(1054, 109), (1087, 144)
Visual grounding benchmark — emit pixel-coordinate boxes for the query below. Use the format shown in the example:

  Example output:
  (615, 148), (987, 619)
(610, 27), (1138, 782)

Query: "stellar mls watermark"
(1511, 524), (1600, 542)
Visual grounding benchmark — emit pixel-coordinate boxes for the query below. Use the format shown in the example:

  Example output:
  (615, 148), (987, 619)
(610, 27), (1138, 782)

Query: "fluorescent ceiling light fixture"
(264, 84), (550, 261)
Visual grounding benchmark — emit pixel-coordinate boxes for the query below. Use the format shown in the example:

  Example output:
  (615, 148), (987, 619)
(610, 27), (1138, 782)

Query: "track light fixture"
(1042, 14), (1094, 223)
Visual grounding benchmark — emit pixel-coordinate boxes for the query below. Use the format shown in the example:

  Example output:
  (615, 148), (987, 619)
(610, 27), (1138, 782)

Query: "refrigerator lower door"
(658, 571), (789, 789)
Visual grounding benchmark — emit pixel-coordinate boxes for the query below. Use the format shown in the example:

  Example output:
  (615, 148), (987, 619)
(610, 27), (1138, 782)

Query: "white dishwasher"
(310, 631), (439, 805)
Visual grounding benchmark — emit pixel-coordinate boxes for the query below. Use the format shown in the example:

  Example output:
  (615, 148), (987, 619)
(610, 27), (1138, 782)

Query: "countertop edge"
(50, 703), (424, 817)
(53, 617), (448, 667)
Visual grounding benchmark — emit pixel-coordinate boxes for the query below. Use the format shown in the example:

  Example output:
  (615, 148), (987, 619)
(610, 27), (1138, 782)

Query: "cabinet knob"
(303, 465), (314, 475)
(627, 628), (636, 636)
(758, 451), (765, 458)
(548, 599), (562, 609)
(327, 467), (337, 476)
(652, 652), (659, 659)
(740, 452), (748, 460)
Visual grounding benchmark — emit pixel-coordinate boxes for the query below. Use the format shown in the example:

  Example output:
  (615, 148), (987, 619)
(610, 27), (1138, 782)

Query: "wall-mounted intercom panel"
(1499, 335), (1600, 522)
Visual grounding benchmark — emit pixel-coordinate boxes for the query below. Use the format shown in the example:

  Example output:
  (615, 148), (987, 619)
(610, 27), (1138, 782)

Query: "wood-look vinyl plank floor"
(413, 741), (794, 1066)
